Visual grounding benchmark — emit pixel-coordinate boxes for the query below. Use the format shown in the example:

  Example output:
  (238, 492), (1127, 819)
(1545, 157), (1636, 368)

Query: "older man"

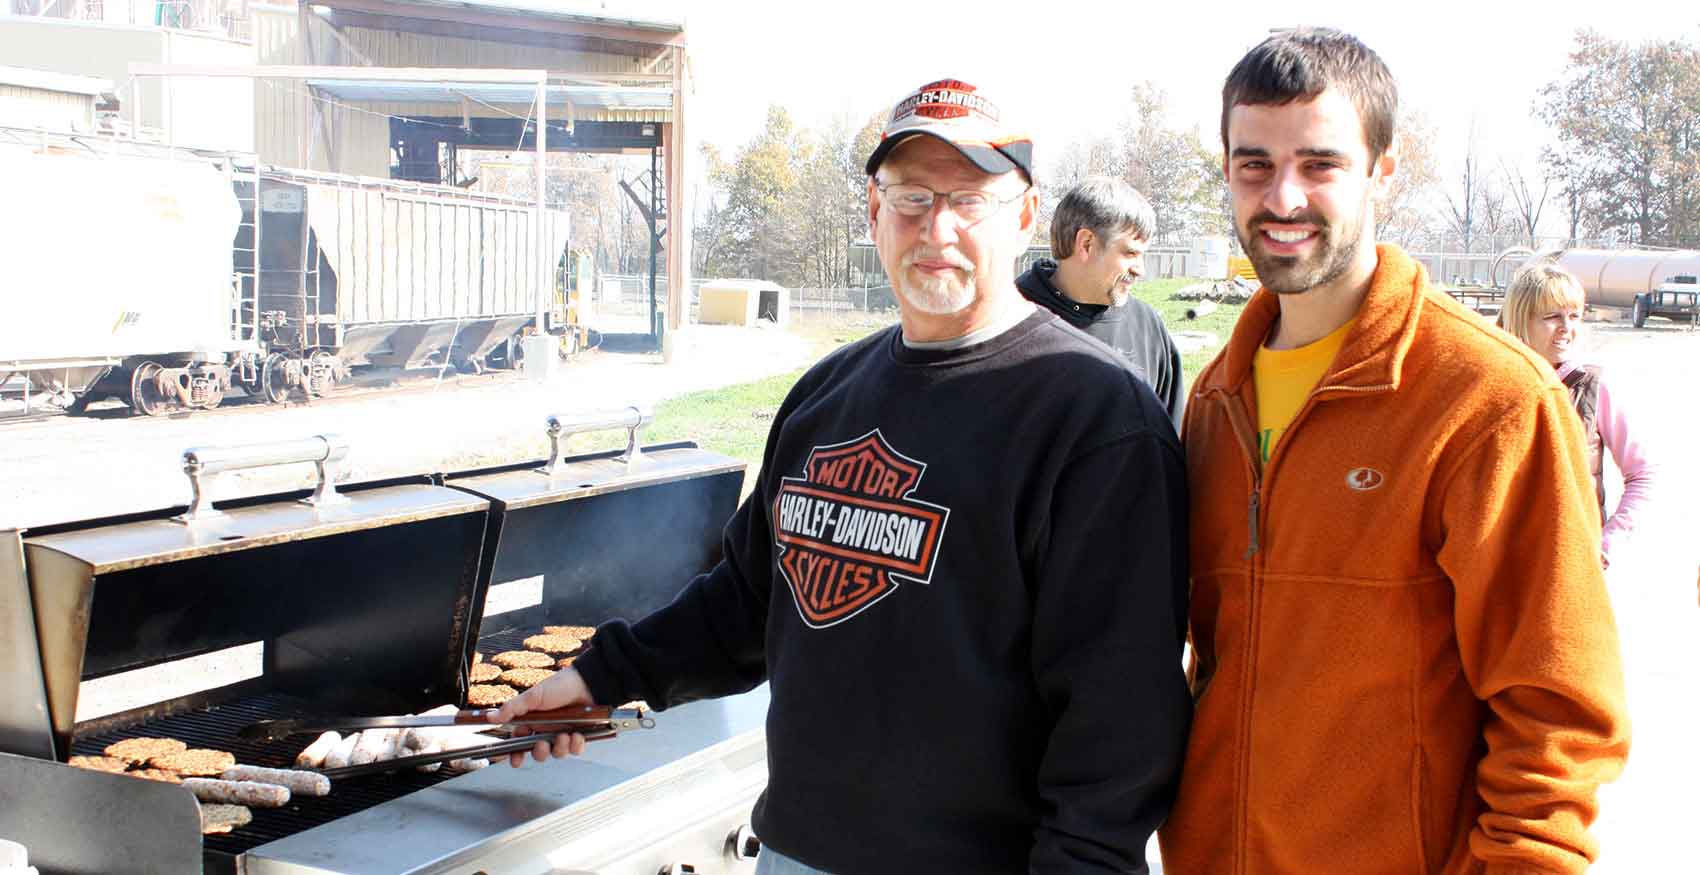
(1018, 177), (1185, 428)
(1159, 28), (1627, 875)
(496, 78), (1191, 874)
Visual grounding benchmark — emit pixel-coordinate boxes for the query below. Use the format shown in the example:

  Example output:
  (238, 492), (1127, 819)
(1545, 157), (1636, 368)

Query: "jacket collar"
(1203, 243), (1426, 396)
(1017, 259), (1104, 328)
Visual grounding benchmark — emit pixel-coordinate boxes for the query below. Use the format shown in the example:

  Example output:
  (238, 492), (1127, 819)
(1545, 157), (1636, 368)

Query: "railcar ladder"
(230, 160), (261, 347)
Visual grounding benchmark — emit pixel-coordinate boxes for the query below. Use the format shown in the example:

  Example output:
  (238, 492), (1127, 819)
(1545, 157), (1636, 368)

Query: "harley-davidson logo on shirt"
(772, 429), (950, 627)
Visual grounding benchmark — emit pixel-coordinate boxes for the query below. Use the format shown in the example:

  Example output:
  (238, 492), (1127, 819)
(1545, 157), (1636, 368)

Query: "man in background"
(1018, 177), (1185, 428)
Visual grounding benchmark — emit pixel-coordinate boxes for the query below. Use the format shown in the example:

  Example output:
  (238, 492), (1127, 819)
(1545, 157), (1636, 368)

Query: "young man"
(1158, 29), (1628, 875)
(497, 79), (1191, 874)
(1017, 177), (1185, 428)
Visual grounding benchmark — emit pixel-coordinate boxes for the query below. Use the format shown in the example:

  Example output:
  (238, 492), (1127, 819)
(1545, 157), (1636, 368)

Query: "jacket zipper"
(1217, 391), (1264, 559)
(1211, 376), (1369, 874)
(1244, 491), (1260, 560)
(1213, 388), (1262, 875)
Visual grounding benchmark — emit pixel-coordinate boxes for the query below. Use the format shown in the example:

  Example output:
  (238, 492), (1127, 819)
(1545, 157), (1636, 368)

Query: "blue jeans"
(754, 846), (834, 875)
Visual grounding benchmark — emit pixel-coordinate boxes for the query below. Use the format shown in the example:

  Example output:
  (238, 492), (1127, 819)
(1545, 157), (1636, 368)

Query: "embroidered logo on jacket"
(772, 430), (951, 627)
(1345, 467), (1386, 491)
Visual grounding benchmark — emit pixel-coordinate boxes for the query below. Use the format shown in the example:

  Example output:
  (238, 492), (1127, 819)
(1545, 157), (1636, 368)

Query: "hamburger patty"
(104, 737), (186, 765)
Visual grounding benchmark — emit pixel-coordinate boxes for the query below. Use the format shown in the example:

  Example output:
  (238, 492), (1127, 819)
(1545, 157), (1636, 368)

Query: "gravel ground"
(1565, 319), (1699, 874)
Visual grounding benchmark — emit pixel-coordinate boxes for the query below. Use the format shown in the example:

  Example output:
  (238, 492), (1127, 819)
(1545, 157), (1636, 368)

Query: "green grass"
(643, 315), (892, 490)
(1126, 277), (1246, 381)
(640, 286), (1245, 491)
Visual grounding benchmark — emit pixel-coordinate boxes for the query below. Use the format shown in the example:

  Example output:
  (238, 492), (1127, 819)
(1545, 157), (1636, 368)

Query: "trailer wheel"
(260, 354), (292, 404)
(1632, 294), (1650, 328)
(130, 362), (170, 417)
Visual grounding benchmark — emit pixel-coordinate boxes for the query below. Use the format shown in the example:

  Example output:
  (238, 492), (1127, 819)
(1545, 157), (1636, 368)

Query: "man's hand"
(488, 667), (594, 767)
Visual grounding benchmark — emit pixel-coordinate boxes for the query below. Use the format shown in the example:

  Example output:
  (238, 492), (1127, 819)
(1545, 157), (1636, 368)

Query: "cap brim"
(865, 130), (1023, 178)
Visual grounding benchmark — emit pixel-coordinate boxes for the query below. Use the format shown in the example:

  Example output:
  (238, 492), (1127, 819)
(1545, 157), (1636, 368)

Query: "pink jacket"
(1558, 361), (1658, 563)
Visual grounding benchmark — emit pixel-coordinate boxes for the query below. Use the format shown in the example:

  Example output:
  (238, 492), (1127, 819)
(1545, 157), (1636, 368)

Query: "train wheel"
(130, 362), (170, 417)
(260, 354), (292, 404)
(197, 377), (225, 410)
(305, 351), (338, 398)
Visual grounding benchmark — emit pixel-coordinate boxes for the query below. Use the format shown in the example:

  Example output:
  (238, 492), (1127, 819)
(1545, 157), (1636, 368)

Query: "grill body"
(0, 441), (762, 874)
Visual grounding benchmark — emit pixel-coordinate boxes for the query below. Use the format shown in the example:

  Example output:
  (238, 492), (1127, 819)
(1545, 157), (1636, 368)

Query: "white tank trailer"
(1545, 248), (1700, 328)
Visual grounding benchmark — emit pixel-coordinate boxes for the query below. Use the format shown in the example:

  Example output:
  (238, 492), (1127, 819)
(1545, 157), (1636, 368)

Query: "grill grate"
(69, 624), (592, 871)
(72, 691), (461, 867)
(475, 627), (583, 660)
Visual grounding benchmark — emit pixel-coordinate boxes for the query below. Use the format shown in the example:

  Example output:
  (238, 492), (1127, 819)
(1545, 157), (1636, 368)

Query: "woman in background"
(1499, 262), (1660, 569)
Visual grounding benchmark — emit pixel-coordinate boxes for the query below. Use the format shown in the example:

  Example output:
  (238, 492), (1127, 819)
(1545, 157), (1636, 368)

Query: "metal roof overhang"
(303, 79), (673, 113)
(306, 0), (686, 50)
(347, 0), (684, 32)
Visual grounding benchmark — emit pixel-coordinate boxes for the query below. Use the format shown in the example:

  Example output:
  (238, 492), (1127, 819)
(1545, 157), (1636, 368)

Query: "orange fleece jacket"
(1159, 244), (1629, 875)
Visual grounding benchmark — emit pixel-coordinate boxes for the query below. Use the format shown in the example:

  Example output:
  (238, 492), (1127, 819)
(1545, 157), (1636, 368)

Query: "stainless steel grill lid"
(0, 530), (53, 760)
(17, 435), (492, 758)
(442, 408), (745, 639)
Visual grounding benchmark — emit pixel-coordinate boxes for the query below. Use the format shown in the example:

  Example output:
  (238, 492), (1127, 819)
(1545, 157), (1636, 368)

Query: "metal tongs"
(237, 706), (655, 779)
(238, 704), (650, 742)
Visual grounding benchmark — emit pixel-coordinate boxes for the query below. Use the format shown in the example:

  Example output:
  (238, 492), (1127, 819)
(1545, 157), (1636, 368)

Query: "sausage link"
(294, 731), (341, 769)
(182, 778), (291, 808)
(322, 732), (361, 769)
(221, 765), (331, 797)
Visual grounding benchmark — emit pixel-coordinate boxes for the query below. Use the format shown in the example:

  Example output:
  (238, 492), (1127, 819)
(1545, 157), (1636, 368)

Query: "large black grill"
(66, 626), (592, 871)
(3, 439), (748, 874)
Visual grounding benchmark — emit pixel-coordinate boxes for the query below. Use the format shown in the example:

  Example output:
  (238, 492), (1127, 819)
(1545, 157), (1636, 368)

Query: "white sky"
(673, 1), (1697, 182)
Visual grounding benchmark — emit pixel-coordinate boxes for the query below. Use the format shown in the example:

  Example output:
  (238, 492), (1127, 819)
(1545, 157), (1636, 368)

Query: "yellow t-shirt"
(1252, 319), (1355, 465)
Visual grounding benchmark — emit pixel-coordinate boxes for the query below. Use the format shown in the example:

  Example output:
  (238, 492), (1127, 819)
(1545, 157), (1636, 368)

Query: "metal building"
(0, 66), (110, 132)
(245, 0), (693, 339)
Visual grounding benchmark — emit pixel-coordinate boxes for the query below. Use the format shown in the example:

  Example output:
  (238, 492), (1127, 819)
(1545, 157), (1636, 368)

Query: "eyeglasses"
(876, 182), (1030, 222)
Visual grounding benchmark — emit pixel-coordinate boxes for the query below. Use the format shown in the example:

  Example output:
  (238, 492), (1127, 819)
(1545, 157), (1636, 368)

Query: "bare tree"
(1474, 180), (1516, 251)
(1500, 157), (1552, 248)
(1443, 118), (1483, 252)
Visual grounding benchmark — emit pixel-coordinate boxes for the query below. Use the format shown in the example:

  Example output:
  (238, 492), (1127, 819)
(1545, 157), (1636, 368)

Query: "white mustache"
(900, 249), (973, 273)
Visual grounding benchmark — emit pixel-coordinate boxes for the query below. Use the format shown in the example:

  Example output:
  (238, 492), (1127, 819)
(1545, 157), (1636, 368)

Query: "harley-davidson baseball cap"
(864, 78), (1033, 182)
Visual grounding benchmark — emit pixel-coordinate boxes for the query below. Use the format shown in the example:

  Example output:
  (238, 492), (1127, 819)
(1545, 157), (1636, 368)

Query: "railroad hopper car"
(243, 168), (571, 400)
(3, 129), (571, 416)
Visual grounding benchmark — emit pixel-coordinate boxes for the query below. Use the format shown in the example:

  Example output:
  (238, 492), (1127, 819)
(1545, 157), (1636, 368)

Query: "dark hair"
(1050, 177), (1156, 258)
(1220, 28), (1397, 164)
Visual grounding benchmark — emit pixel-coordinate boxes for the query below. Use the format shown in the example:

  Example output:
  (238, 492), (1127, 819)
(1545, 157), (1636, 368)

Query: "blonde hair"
(1497, 262), (1586, 347)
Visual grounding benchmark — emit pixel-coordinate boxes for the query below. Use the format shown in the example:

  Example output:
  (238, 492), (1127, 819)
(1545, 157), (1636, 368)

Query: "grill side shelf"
(0, 749), (203, 874)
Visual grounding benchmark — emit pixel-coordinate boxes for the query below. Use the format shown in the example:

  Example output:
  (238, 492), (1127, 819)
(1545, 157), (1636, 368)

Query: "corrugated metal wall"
(0, 85), (94, 132)
(251, 6), (670, 177)
(304, 181), (569, 323)
(251, 5), (303, 168)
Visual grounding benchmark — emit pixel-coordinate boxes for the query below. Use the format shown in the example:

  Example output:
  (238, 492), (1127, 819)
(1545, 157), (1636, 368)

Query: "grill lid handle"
(539, 405), (652, 476)
(174, 433), (351, 523)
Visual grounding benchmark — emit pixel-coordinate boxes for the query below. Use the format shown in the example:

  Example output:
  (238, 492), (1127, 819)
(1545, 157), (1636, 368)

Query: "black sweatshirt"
(574, 308), (1191, 874)
(1016, 259), (1186, 431)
